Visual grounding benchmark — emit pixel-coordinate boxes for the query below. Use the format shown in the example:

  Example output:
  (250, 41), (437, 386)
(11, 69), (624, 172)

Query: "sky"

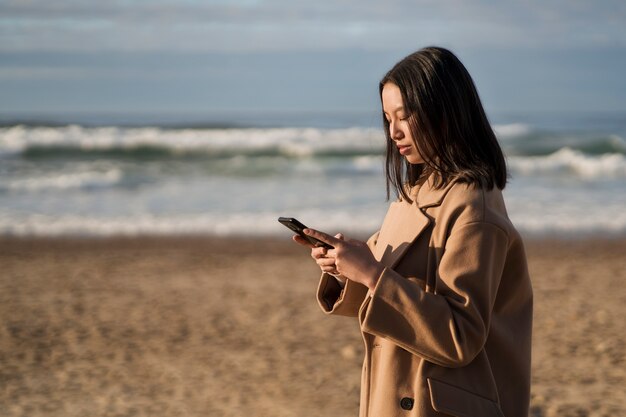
(1, 0), (625, 122)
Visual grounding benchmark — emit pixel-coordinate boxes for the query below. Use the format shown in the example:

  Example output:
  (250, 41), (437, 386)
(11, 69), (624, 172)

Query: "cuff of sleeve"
(317, 273), (344, 312)
(317, 272), (369, 316)
(330, 273), (346, 288)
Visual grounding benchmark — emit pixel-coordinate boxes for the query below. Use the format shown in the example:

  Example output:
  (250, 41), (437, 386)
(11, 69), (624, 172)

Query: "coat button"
(400, 397), (414, 410)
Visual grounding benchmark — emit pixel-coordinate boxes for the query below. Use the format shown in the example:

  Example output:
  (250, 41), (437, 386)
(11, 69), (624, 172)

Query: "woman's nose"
(390, 122), (403, 140)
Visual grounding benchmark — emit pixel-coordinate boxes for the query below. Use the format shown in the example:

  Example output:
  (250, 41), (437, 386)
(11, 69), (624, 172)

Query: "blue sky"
(1, 0), (625, 121)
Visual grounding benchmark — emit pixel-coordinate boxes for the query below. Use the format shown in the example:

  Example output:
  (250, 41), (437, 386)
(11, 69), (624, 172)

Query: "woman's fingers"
(292, 230), (343, 276)
(315, 253), (338, 274)
(304, 229), (342, 247)
(311, 246), (328, 259)
(293, 230), (345, 275)
(292, 235), (314, 247)
(312, 247), (338, 277)
(321, 266), (339, 274)
(316, 256), (336, 267)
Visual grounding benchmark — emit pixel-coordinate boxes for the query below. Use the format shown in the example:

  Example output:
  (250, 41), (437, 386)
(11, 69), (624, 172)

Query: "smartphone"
(278, 217), (333, 249)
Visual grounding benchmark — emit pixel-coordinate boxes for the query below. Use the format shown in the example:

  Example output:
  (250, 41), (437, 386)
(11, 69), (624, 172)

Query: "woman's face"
(382, 82), (424, 165)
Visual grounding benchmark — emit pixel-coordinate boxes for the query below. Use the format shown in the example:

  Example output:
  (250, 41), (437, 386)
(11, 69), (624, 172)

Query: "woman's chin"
(406, 156), (424, 165)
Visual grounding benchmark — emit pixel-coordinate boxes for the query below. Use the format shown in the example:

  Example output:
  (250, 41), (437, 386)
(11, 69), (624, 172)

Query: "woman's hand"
(292, 233), (342, 276)
(302, 229), (385, 291)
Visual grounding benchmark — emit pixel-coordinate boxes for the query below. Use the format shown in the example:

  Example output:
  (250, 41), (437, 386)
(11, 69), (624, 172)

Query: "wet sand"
(0, 236), (624, 417)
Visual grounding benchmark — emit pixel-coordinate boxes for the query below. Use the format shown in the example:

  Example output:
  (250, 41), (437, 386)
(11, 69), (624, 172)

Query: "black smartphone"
(278, 217), (333, 249)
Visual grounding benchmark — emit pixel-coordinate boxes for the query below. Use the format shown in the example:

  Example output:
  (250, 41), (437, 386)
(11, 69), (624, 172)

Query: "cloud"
(0, 0), (625, 53)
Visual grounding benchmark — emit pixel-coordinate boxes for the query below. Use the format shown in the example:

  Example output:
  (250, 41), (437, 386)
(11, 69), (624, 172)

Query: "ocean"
(1, 111), (625, 238)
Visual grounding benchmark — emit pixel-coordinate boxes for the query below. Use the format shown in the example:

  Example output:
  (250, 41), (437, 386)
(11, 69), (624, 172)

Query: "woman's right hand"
(292, 233), (344, 275)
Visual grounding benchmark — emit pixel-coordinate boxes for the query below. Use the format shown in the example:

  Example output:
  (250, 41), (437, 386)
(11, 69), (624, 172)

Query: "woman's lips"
(397, 144), (412, 155)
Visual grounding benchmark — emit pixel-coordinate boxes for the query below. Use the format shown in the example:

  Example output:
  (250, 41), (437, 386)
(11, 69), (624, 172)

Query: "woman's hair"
(379, 46), (507, 202)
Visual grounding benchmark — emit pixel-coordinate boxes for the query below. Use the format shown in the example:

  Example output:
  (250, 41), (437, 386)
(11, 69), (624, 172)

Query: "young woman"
(293, 47), (533, 417)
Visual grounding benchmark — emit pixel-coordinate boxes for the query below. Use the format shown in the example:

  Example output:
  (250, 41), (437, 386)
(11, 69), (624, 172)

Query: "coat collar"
(372, 200), (430, 268)
(373, 173), (460, 268)
(410, 173), (460, 209)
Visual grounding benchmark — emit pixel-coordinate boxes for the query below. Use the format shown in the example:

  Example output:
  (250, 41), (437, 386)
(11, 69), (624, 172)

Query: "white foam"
(508, 148), (626, 179)
(0, 211), (385, 238)
(510, 208), (626, 237)
(3, 204), (626, 238)
(0, 125), (384, 156)
(2, 123), (626, 238)
(1, 169), (123, 191)
(493, 123), (532, 139)
(352, 155), (384, 173)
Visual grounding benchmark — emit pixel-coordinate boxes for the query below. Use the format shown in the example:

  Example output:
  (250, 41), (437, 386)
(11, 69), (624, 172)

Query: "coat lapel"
(372, 173), (460, 269)
(373, 200), (431, 269)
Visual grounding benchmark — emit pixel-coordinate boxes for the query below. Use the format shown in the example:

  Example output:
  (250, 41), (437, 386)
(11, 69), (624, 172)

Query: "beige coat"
(316, 175), (533, 417)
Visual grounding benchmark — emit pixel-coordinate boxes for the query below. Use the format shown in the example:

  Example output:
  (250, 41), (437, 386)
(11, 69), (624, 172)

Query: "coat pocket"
(427, 378), (504, 417)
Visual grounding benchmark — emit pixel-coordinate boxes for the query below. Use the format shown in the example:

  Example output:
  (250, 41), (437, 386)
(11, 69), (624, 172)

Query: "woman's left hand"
(304, 229), (385, 291)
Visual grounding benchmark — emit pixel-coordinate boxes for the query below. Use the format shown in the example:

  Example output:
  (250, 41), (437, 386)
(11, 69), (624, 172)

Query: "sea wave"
(2, 124), (625, 162)
(0, 211), (384, 237)
(0, 168), (123, 192)
(510, 205), (626, 237)
(0, 125), (384, 159)
(493, 123), (533, 138)
(508, 148), (626, 179)
(2, 208), (626, 237)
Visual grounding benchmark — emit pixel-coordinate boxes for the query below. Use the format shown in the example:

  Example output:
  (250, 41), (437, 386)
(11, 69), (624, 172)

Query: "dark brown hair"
(380, 46), (507, 202)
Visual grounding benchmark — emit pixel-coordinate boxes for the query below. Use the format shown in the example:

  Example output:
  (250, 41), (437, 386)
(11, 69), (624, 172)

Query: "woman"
(293, 47), (532, 417)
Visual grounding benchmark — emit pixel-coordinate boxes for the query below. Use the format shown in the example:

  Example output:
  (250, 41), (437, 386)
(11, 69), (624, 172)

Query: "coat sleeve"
(316, 231), (380, 317)
(360, 221), (509, 367)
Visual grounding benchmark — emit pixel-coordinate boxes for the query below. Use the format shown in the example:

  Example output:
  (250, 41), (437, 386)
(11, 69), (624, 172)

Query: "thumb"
(335, 233), (345, 240)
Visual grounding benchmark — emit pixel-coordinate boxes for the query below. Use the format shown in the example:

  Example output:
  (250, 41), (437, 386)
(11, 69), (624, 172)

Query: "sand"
(0, 236), (624, 417)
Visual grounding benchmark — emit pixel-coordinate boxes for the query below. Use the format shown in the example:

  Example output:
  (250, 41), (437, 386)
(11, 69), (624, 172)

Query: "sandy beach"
(0, 236), (624, 417)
